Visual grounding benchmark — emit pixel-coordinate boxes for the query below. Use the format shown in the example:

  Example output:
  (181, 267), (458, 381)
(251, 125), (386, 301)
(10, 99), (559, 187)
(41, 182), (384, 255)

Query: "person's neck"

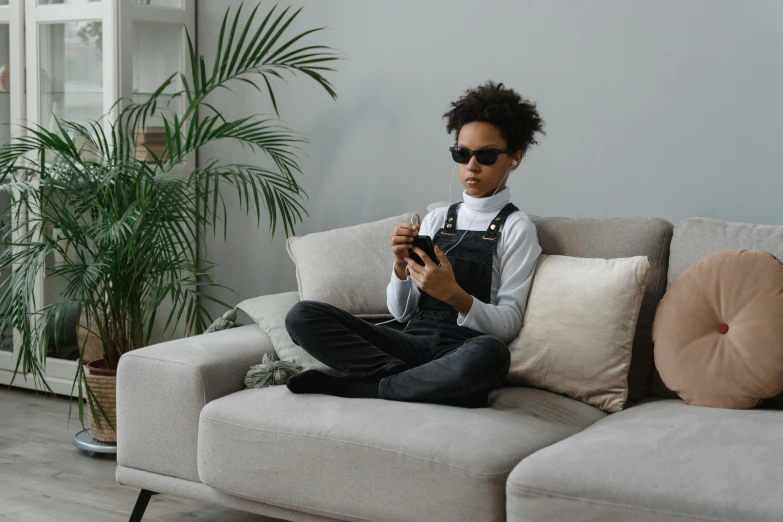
(462, 186), (511, 212)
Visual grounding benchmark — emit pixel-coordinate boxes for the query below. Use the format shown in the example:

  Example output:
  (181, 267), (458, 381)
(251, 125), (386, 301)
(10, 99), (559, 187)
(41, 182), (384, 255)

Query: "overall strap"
(440, 203), (461, 236)
(483, 203), (519, 241)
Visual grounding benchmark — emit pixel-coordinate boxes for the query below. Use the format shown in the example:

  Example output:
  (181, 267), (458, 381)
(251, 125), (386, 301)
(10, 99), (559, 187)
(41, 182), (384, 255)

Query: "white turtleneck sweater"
(386, 187), (542, 344)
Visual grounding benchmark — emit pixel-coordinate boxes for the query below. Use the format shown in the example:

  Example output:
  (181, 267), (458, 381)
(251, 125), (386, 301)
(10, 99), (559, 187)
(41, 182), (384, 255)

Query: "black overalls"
(285, 202), (518, 407)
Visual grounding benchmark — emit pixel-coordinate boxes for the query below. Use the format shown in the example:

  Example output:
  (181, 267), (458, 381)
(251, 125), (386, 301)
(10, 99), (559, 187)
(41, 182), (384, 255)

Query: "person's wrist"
(394, 260), (408, 280)
(443, 282), (460, 304)
(445, 284), (473, 316)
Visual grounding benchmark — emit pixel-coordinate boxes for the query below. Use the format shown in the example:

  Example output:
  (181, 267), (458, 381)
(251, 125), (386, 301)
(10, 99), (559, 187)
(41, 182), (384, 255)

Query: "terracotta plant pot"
(84, 359), (117, 443)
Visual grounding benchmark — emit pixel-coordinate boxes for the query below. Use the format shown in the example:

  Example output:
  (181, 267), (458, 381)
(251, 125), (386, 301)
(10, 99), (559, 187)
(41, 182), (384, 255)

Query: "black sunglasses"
(450, 146), (512, 166)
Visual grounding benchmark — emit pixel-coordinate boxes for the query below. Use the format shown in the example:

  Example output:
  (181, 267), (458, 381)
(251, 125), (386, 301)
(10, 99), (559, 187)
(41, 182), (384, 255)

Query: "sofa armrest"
(116, 324), (273, 483)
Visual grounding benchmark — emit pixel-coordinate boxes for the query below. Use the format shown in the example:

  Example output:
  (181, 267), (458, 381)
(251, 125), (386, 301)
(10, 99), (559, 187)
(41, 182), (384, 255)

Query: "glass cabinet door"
(24, 0), (110, 382)
(0, 21), (9, 145)
(38, 17), (103, 364)
(0, 0), (24, 385)
(120, 0), (191, 173)
(130, 19), (182, 161)
(38, 20), (103, 132)
(0, 19), (11, 357)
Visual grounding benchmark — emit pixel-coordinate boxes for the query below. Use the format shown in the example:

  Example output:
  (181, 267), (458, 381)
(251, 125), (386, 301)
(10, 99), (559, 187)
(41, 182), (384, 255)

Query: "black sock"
(286, 369), (380, 399)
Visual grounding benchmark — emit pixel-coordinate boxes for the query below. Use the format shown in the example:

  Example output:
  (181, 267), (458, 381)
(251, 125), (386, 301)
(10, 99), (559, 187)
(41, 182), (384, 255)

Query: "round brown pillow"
(653, 248), (783, 409)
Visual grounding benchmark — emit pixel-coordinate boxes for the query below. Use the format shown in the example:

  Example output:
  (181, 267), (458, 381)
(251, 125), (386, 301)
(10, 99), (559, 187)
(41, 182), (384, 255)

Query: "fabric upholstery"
(237, 291), (346, 376)
(654, 249), (783, 408)
(197, 386), (605, 522)
(667, 218), (783, 284)
(528, 216), (673, 403)
(508, 254), (650, 412)
(286, 212), (416, 319)
(654, 217), (783, 406)
(116, 466), (338, 522)
(116, 325), (274, 482)
(507, 399), (783, 522)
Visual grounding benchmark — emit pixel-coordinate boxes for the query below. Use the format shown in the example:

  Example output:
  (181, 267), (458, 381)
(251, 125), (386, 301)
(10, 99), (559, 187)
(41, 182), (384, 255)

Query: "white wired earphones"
(377, 158), (517, 326)
(447, 163), (458, 208)
(376, 211), (420, 325)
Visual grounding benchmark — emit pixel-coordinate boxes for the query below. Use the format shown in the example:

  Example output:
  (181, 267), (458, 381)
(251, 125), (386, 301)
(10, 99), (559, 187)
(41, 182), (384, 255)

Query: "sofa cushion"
(237, 291), (346, 376)
(198, 386), (605, 522)
(667, 218), (783, 284)
(285, 212), (416, 319)
(653, 249), (783, 409)
(529, 217), (673, 403)
(654, 217), (783, 403)
(506, 399), (783, 522)
(508, 254), (650, 413)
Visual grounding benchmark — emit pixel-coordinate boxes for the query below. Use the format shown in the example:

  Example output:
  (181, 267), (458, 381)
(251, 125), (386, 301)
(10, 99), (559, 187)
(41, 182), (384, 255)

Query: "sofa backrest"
(666, 217), (783, 284)
(530, 216), (674, 403)
(652, 217), (783, 401)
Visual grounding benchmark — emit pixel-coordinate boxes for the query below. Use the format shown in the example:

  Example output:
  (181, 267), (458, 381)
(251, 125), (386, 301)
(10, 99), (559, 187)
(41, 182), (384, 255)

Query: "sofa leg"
(129, 489), (158, 522)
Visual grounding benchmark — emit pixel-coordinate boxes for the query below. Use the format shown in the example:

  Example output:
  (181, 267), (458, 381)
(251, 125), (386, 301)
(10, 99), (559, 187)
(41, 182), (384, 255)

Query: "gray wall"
(196, 0), (783, 320)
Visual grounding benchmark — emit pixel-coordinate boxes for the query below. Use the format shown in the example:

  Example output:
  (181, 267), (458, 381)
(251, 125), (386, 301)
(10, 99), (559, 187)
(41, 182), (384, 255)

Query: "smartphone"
(409, 235), (441, 266)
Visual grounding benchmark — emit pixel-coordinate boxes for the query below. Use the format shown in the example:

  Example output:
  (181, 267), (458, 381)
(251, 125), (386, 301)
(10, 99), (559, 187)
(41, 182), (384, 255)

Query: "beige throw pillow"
(237, 291), (345, 376)
(653, 249), (783, 409)
(286, 212), (415, 318)
(507, 254), (650, 413)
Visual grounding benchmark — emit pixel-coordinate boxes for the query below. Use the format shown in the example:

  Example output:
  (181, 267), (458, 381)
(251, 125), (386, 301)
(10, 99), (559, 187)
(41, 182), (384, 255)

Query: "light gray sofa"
(115, 215), (783, 522)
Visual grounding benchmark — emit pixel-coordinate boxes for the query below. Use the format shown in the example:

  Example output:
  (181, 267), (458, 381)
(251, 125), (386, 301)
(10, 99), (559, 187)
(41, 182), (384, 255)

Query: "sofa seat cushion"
(507, 399), (783, 522)
(198, 386), (605, 522)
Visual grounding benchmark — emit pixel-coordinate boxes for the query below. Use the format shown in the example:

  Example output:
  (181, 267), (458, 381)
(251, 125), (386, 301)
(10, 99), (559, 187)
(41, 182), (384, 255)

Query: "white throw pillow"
(507, 254), (650, 413)
(237, 291), (345, 376)
(286, 212), (416, 318)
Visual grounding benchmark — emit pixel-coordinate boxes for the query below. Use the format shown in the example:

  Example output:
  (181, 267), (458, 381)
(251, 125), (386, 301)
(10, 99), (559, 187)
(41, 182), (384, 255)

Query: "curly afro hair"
(443, 81), (545, 153)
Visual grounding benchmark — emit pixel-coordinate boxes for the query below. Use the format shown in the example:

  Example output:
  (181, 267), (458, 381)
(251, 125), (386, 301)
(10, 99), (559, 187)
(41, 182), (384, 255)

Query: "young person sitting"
(285, 81), (544, 408)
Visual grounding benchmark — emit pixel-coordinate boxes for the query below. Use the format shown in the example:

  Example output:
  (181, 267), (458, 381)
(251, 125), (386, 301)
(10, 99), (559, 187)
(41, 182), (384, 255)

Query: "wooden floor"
(0, 386), (281, 522)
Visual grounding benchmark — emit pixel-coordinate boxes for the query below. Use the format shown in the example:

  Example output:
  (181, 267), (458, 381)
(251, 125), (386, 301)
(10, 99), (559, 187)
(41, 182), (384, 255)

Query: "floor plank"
(0, 386), (282, 521)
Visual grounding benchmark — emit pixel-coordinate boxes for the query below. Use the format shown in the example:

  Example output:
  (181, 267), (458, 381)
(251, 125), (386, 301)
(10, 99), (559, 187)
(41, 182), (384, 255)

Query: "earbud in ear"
(512, 160), (518, 166)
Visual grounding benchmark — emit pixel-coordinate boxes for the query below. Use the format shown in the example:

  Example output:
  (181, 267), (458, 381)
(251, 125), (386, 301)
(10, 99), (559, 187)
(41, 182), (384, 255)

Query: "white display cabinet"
(0, 0), (28, 392)
(0, 0), (194, 396)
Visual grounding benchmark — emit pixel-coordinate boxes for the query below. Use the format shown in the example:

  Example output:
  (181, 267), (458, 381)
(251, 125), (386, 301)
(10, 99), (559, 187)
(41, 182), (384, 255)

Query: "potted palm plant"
(0, 2), (338, 442)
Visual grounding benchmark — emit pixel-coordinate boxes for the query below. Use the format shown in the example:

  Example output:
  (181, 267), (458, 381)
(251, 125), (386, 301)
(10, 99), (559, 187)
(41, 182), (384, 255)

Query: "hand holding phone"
(409, 235), (441, 266)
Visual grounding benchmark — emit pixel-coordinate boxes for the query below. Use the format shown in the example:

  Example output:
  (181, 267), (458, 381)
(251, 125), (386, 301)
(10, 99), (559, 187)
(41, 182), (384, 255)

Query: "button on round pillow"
(653, 249), (783, 409)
